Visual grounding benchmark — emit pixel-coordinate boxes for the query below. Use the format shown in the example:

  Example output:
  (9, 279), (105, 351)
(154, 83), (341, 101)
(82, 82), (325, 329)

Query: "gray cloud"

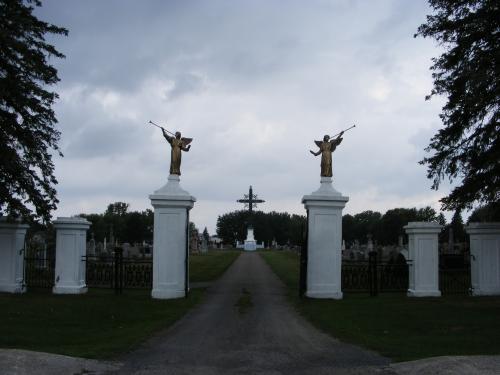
(34, 0), (451, 232)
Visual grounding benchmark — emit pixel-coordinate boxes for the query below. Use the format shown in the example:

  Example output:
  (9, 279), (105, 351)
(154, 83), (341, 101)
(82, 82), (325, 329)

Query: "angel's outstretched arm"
(310, 149), (321, 156)
(162, 129), (173, 143)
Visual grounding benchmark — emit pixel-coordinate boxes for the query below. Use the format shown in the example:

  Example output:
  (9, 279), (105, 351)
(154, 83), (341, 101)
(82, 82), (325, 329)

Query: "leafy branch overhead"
(416, 0), (499, 211)
(0, 0), (68, 222)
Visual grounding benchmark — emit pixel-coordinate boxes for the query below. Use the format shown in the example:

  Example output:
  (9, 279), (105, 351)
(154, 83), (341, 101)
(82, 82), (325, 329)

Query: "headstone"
(150, 174), (196, 299)
(53, 217), (91, 294)
(200, 236), (208, 253)
(87, 232), (96, 255)
(404, 221), (442, 297)
(0, 217), (29, 293)
(302, 177), (348, 299)
(466, 222), (500, 296)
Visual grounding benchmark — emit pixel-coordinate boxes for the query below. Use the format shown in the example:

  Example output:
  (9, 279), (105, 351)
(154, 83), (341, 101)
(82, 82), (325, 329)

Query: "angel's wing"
(181, 137), (193, 147)
(314, 140), (322, 148)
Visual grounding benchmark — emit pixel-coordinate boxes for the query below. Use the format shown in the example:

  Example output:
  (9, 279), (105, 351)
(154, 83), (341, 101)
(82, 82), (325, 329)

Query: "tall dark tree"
(202, 227), (210, 243)
(0, 0), (68, 223)
(467, 202), (500, 222)
(416, 0), (499, 211)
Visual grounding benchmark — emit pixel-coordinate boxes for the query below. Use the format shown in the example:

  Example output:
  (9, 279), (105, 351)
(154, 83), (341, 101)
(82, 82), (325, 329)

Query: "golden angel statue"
(310, 132), (344, 177)
(162, 129), (192, 175)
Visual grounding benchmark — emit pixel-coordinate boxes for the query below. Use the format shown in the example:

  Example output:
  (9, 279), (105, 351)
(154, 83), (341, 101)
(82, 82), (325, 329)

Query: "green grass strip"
(261, 250), (500, 362)
(0, 250), (240, 359)
(189, 250), (241, 282)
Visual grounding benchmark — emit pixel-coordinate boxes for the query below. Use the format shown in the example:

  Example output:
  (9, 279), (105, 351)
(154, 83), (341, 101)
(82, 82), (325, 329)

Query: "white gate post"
(302, 177), (349, 299)
(0, 218), (29, 293)
(404, 222), (442, 297)
(466, 222), (500, 296)
(150, 175), (196, 299)
(52, 217), (91, 294)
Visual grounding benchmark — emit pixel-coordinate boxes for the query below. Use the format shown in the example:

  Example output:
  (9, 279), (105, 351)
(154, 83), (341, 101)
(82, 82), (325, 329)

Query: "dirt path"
(114, 252), (390, 374)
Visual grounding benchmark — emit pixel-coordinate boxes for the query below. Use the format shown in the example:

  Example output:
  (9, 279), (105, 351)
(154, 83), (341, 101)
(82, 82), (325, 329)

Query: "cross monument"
(236, 186), (265, 251)
(237, 186), (265, 213)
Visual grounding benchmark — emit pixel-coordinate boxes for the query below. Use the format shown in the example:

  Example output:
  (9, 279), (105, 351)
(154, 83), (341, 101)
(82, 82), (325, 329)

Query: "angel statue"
(310, 131), (344, 177)
(162, 129), (192, 175)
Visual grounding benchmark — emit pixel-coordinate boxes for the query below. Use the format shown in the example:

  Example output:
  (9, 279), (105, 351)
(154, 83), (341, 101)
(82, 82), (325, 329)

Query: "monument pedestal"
(404, 222), (442, 297)
(466, 223), (500, 296)
(302, 177), (348, 299)
(0, 218), (29, 293)
(243, 226), (257, 251)
(150, 175), (196, 299)
(52, 217), (91, 294)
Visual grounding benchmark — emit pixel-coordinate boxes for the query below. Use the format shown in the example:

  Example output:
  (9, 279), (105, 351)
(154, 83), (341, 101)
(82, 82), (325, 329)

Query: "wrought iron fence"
(439, 253), (471, 295)
(24, 255), (55, 288)
(439, 267), (471, 295)
(341, 252), (409, 295)
(84, 250), (152, 292)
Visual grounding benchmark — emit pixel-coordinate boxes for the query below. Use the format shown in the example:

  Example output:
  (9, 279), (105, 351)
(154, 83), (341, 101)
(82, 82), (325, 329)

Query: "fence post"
(149, 175), (196, 299)
(466, 222), (500, 296)
(52, 217), (91, 294)
(114, 247), (123, 295)
(404, 222), (442, 297)
(301, 178), (349, 299)
(368, 250), (378, 296)
(299, 210), (309, 298)
(0, 218), (29, 293)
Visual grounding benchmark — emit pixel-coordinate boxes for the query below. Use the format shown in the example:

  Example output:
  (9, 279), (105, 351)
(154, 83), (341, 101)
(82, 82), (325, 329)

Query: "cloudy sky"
(36, 0), (451, 233)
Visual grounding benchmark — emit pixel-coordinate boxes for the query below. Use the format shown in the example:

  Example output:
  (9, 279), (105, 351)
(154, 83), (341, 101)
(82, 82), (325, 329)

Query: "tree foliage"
(0, 0), (68, 222)
(342, 206), (442, 246)
(80, 202), (153, 244)
(467, 202), (500, 222)
(416, 0), (499, 211)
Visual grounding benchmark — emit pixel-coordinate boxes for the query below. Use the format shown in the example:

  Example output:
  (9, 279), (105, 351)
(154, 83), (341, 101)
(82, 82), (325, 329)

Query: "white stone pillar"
(404, 222), (442, 297)
(302, 177), (348, 299)
(150, 175), (196, 299)
(466, 223), (500, 296)
(0, 218), (29, 293)
(52, 217), (91, 294)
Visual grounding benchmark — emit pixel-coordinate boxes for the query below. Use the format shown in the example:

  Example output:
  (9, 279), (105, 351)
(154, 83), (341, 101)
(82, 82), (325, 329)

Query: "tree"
(416, 0), (499, 211)
(202, 227), (210, 243)
(468, 202), (500, 222)
(80, 204), (154, 244)
(0, 0), (68, 222)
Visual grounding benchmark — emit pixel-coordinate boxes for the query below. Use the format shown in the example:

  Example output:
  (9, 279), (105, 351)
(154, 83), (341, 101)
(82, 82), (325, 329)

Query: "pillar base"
(0, 284), (26, 294)
(151, 288), (185, 299)
(52, 285), (88, 294)
(407, 289), (441, 297)
(306, 290), (343, 299)
(472, 288), (500, 296)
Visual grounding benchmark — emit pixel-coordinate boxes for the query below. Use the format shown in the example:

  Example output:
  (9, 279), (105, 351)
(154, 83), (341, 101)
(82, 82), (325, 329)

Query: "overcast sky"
(36, 0), (451, 233)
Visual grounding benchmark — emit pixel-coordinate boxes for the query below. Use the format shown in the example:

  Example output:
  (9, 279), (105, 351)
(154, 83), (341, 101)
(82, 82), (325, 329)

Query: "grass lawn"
(260, 250), (500, 362)
(189, 250), (241, 282)
(0, 249), (240, 359)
